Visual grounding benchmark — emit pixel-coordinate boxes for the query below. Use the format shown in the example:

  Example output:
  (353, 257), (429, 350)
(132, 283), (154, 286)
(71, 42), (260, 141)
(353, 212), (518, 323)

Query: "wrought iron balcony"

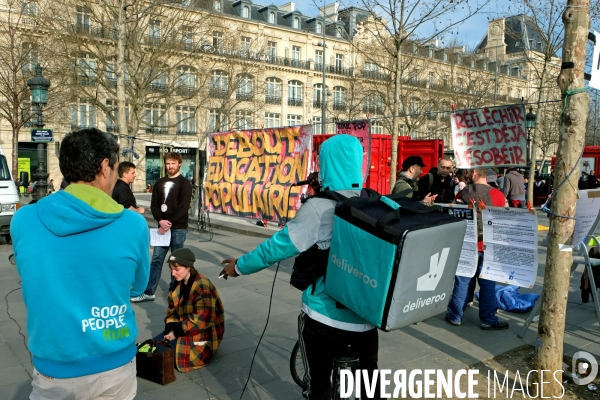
(288, 98), (303, 107)
(265, 95), (281, 104)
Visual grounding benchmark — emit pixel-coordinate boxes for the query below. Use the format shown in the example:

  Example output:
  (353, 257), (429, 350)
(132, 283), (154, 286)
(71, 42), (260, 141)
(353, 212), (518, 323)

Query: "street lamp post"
(320, 0), (327, 135)
(27, 64), (51, 200)
(525, 106), (537, 172)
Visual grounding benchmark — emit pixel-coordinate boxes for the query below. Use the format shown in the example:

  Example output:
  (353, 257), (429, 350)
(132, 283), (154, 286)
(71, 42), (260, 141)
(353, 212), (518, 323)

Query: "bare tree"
(537, 0), (590, 395)
(351, 0), (490, 191)
(0, 0), (48, 177)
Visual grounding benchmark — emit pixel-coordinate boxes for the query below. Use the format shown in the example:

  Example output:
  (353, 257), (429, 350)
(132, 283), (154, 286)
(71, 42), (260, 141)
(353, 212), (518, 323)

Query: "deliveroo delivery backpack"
(324, 194), (466, 331)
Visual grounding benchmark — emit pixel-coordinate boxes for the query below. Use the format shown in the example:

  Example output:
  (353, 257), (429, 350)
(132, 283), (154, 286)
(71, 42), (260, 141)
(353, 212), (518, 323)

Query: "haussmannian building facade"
(0, 0), (559, 190)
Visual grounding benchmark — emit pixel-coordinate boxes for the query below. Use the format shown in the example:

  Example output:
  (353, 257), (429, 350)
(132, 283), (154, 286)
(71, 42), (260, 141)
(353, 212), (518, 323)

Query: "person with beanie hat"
(154, 247), (225, 372)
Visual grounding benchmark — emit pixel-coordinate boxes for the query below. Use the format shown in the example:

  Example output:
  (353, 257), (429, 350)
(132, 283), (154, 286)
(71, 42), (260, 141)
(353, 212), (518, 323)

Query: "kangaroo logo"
(417, 248), (450, 291)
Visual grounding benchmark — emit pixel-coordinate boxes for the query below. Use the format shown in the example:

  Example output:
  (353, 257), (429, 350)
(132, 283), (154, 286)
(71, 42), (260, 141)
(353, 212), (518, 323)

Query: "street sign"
(31, 129), (53, 143)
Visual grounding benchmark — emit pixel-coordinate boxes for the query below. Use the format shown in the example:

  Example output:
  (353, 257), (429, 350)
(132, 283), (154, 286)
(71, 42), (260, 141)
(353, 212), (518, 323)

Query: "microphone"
(291, 179), (312, 186)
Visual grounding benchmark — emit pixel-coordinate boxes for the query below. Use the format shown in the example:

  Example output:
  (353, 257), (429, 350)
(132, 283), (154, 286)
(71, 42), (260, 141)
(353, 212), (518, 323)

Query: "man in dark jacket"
(416, 157), (455, 203)
(391, 156), (436, 205)
(112, 161), (145, 214)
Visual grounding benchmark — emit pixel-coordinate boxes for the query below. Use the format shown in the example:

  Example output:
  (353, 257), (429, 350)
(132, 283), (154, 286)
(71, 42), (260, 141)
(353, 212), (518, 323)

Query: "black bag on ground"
(136, 339), (176, 385)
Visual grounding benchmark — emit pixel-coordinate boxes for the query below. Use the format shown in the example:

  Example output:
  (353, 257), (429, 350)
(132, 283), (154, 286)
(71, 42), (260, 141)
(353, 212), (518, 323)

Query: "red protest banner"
(451, 104), (527, 168)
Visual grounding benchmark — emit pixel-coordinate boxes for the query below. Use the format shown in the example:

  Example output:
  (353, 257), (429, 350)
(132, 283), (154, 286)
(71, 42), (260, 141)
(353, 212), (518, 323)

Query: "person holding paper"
(132, 152), (192, 303)
(153, 248), (224, 372)
(446, 167), (510, 330)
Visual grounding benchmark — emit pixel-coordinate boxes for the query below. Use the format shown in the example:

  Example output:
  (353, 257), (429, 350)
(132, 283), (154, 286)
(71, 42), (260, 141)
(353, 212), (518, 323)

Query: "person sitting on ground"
(154, 248), (224, 372)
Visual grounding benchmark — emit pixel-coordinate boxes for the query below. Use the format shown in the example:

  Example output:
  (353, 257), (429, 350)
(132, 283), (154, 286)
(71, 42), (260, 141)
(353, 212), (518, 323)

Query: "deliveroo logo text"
(416, 248), (450, 291)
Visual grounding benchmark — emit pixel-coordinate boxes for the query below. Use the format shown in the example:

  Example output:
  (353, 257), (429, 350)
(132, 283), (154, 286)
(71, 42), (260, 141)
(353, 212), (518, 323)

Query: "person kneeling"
(154, 248), (224, 372)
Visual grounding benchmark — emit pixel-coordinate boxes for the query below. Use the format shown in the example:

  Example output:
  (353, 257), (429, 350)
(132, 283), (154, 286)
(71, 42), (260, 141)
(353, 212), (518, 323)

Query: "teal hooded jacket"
(237, 135), (373, 331)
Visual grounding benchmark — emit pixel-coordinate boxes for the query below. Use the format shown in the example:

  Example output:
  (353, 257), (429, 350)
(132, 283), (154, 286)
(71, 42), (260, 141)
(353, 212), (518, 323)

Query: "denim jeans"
(446, 252), (498, 326)
(145, 229), (187, 295)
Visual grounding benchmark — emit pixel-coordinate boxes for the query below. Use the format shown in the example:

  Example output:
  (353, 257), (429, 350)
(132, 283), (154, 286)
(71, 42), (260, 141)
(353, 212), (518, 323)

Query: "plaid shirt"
(165, 272), (225, 372)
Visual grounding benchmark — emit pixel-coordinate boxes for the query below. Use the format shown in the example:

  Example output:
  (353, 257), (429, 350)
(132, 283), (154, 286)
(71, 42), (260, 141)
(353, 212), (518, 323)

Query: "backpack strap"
(312, 190), (348, 202)
(428, 173), (434, 192)
(375, 202), (442, 229)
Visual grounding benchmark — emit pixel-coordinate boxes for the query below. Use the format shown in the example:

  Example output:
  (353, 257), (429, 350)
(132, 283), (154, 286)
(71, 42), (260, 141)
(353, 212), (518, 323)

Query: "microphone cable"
(238, 189), (293, 399)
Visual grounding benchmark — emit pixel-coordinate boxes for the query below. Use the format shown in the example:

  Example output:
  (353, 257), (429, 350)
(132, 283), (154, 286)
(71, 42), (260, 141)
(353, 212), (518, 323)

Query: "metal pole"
(494, 45), (498, 106)
(32, 104), (48, 200)
(321, 0), (326, 135)
(526, 127), (532, 171)
(595, 89), (598, 145)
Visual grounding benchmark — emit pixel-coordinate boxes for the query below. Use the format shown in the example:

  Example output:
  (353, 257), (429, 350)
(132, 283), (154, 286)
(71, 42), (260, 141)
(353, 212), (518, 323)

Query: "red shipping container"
(311, 134), (444, 194)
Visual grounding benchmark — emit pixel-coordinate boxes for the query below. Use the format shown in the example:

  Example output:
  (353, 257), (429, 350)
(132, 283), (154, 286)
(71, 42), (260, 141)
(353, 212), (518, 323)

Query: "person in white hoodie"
(220, 134), (380, 400)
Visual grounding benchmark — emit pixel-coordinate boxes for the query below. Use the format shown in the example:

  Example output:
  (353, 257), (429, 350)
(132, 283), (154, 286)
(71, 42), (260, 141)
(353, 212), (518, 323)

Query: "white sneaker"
(130, 293), (155, 303)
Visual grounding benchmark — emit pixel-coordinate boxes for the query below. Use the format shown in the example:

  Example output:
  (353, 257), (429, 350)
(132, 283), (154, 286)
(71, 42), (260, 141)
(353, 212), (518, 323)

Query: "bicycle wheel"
(290, 341), (307, 390)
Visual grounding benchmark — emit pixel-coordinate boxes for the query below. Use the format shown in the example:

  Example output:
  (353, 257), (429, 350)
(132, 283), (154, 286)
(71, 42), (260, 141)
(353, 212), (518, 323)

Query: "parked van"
(0, 148), (21, 244)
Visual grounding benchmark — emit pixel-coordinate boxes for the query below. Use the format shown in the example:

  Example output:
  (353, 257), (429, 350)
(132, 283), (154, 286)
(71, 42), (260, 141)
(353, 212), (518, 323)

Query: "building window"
(363, 93), (383, 114)
(410, 99), (419, 114)
(212, 31), (223, 50)
(148, 19), (161, 44)
(288, 80), (302, 106)
(105, 99), (129, 133)
(287, 115), (302, 126)
(313, 84), (324, 108)
(335, 54), (343, 72)
(213, 0), (221, 12)
(312, 116), (322, 134)
(443, 74), (449, 86)
(268, 41), (277, 59)
(149, 71), (167, 93)
(210, 70), (228, 98)
(75, 5), (91, 33)
(22, 43), (38, 75)
(293, 17), (299, 29)
(333, 86), (346, 111)
(315, 49), (323, 70)
(316, 22), (322, 34)
(411, 69), (419, 84)
(75, 53), (97, 85)
(181, 26), (193, 49)
(71, 101), (96, 129)
(337, 28), (342, 38)
(292, 45), (301, 59)
(264, 112), (280, 128)
(265, 77), (281, 104)
(242, 6), (249, 18)
(372, 121), (383, 134)
(209, 109), (227, 132)
(236, 75), (253, 101)
(235, 110), (253, 130)
(176, 66), (195, 94)
(145, 103), (167, 133)
(176, 106), (196, 135)
(22, 1), (37, 15)
(241, 36), (251, 52)
(428, 71), (434, 84)
(269, 11), (275, 24)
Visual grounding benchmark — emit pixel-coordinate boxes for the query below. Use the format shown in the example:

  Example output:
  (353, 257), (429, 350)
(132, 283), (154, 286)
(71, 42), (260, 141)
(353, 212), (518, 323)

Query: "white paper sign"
(439, 204), (478, 278)
(590, 30), (600, 91)
(573, 189), (600, 246)
(150, 228), (171, 247)
(480, 207), (538, 288)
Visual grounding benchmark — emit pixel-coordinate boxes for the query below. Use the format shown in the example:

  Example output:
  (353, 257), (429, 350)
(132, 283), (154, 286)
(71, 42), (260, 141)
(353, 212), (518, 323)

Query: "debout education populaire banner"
(204, 125), (312, 221)
(336, 120), (371, 183)
(451, 104), (528, 169)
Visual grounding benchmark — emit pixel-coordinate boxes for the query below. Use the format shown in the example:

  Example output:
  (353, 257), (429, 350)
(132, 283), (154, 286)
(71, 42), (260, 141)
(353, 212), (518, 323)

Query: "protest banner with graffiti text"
(336, 119), (371, 183)
(451, 104), (527, 168)
(204, 125), (312, 221)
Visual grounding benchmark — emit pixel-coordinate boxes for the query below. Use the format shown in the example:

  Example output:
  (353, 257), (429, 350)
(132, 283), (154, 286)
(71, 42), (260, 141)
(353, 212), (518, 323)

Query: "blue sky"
(266, 1), (519, 49)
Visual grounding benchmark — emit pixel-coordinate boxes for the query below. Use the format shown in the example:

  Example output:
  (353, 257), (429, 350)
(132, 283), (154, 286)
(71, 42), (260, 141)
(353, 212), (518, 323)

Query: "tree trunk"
(117, 0), (128, 158)
(12, 125), (19, 180)
(390, 50), (402, 192)
(537, 1), (590, 396)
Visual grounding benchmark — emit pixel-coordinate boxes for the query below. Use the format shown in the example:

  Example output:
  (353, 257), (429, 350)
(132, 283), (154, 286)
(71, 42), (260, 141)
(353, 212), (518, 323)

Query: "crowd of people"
(9, 126), (591, 400)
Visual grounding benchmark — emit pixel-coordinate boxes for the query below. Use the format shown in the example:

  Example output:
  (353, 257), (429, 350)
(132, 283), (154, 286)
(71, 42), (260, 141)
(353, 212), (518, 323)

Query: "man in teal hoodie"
(12, 129), (150, 400)
(220, 135), (380, 399)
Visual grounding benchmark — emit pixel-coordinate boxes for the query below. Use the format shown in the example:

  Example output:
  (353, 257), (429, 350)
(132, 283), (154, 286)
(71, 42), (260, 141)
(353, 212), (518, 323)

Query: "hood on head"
(318, 135), (363, 191)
